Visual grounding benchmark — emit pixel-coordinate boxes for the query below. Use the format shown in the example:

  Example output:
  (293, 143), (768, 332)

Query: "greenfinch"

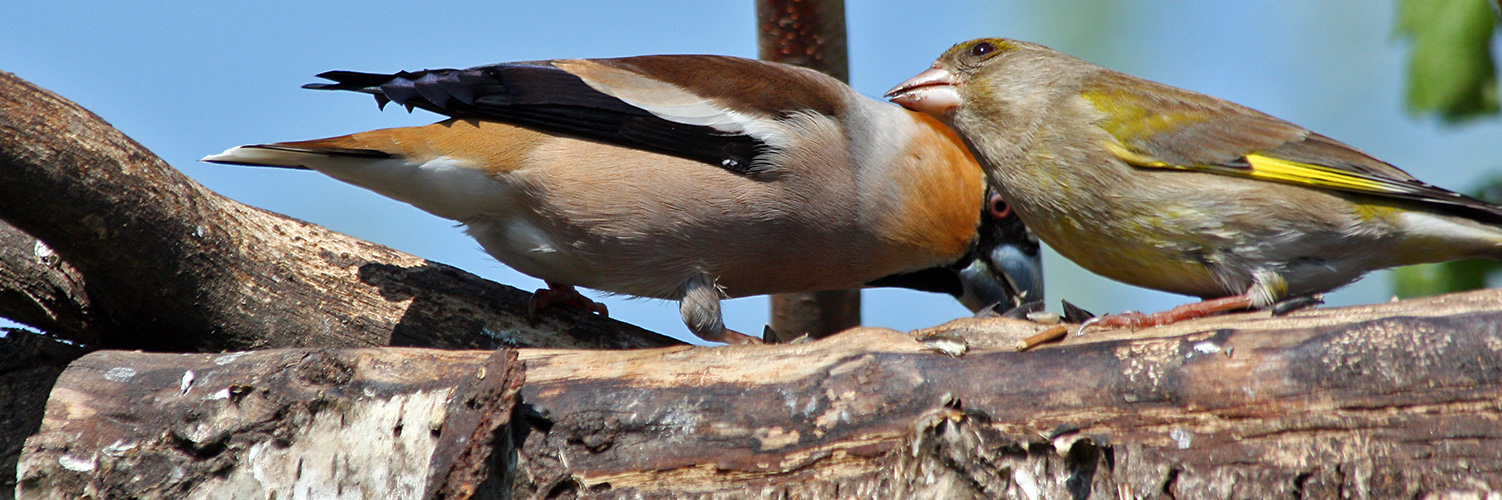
(887, 38), (1502, 328)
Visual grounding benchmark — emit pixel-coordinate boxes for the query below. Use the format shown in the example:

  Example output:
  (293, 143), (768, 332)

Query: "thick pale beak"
(956, 240), (1043, 313)
(885, 66), (961, 115)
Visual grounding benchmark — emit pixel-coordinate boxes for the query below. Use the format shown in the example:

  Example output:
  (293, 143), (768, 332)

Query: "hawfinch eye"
(988, 193), (1012, 219)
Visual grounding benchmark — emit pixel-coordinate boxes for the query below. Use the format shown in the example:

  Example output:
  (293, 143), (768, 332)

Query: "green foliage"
(1397, 0), (1500, 123)
(1392, 260), (1497, 298)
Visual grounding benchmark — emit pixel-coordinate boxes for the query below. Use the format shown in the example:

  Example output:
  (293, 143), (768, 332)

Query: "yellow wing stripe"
(1241, 154), (1393, 193)
(1103, 140), (1413, 196)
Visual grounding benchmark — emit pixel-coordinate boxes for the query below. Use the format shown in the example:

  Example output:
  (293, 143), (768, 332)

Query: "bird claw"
(528, 284), (609, 318)
(718, 328), (764, 345)
(1077, 316), (1101, 336)
(1076, 310), (1147, 336)
(1270, 295), (1324, 316)
(1076, 293), (1260, 334)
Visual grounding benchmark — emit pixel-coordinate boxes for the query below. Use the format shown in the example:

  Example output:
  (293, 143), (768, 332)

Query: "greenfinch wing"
(1081, 71), (1502, 221)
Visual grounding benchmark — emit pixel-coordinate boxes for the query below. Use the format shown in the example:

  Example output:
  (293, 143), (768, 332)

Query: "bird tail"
(302, 67), (518, 114)
(301, 70), (430, 112)
(202, 131), (508, 222)
(201, 144), (395, 170)
(1392, 209), (1502, 264)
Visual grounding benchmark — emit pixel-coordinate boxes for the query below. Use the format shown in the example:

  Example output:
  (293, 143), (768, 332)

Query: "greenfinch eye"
(970, 41), (996, 58)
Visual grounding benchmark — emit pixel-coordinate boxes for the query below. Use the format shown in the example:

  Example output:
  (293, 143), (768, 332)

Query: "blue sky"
(4, 1), (1500, 344)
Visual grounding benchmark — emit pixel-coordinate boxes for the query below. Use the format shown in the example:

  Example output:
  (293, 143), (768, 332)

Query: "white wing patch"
(553, 59), (770, 136)
(552, 60), (856, 176)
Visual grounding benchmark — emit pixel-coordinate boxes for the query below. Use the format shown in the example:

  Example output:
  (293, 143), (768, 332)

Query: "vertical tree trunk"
(757, 0), (860, 341)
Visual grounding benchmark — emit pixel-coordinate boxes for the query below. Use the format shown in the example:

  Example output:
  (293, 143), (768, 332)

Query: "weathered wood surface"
(0, 223), (90, 342)
(19, 347), (523, 500)
(21, 289), (1502, 499)
(0, 70), (677, 352)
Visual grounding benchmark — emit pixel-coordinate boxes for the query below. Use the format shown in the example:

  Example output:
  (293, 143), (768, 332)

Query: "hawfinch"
(888, 38), (1502, 329)
(206, 54), (1042, 344)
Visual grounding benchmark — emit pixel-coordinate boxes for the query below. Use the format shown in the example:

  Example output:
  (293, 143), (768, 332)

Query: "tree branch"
(0, 222), (90, 342)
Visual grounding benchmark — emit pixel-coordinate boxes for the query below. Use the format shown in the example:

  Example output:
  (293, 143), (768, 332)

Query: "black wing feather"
(305, 63), (764, 174)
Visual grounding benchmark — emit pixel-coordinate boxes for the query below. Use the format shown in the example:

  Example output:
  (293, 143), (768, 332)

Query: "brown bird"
(206, 54), (1043, 343)
(889, 38), (1502, 329)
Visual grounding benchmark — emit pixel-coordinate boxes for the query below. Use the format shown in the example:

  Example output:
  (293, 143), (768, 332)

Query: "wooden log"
(0, 70), (678, 352)
(0, 330), (89, 498)
(20, 289), (1502, 499)
(18, 347), (523, 500)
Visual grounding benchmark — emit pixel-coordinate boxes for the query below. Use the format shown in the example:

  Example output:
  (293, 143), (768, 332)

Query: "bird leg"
(528, 282), (609, 318)
(679, 274), (762, 345)
(1081, 293), (1257, 332)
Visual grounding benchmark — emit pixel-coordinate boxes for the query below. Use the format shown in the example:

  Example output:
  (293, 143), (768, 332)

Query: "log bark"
(0, 70), (678, 352)
(19, 347), (523, 500)
(20, 289), (1502, 499)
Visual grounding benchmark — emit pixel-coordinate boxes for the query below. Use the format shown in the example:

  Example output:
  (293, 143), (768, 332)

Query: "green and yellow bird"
(887, 37), (1502, 328)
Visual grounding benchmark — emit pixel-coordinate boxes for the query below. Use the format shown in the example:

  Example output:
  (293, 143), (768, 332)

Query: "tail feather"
(1392, 209), (1502, 264)
(201, 144), (394, 170)
(303, 70), (407, 92)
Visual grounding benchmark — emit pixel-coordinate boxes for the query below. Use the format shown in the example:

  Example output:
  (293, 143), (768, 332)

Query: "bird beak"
(956, 239), (1044, 313)
(885, 66), (961, 115)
